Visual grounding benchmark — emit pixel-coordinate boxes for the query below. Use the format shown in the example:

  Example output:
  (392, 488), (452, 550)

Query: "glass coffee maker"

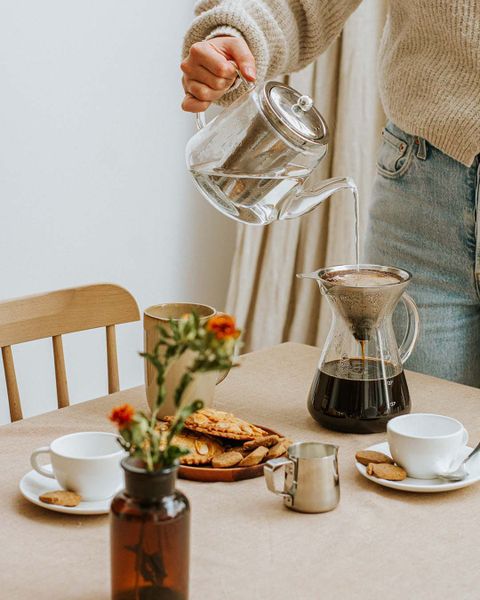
(298, 264), (420, 433)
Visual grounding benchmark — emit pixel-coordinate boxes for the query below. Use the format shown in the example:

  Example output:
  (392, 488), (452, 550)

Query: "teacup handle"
(264, 457), (294, 506)
(31, 447), (55, 479)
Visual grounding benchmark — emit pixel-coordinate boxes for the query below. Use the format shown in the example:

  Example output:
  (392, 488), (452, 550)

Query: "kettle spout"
(296, 271), (320, 280)
(279, 176), (357, 221)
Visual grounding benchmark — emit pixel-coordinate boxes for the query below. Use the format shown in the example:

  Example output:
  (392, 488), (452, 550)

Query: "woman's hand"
(181, 36), (256, 113)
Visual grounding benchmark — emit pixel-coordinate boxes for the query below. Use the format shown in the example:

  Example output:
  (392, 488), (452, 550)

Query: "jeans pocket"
(376, 126), (414, 180)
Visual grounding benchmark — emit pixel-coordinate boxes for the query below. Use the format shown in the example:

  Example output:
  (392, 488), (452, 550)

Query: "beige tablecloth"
(1, 342), (479, 600)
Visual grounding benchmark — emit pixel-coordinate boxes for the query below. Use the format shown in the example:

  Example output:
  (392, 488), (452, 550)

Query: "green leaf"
(157, 325), (170, 339)
(165, 400), (204, 448)
(135, 309), (241, 469)
(174, 372), (193, 408)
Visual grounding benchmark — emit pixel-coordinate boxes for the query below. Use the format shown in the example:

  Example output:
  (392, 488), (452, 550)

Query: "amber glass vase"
(111, 458), (190, 600)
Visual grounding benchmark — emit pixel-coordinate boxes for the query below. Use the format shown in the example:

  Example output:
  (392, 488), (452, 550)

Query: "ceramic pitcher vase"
(143, 303), (227, 418)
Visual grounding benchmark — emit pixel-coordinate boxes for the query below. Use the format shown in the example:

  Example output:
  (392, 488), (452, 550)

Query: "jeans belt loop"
(415, 136), (427, 160)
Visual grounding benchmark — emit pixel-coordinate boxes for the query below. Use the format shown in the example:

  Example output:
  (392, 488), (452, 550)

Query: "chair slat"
(106, 325), (120, 394)
(52, 335), (69, 409)
(1, 346), (22, 421)
(0, 284), (139, 347)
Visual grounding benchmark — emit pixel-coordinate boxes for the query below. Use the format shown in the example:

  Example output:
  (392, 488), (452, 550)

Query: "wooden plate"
(178, 426), (283, 482)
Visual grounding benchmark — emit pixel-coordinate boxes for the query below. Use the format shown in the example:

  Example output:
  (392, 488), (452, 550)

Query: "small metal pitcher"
(264, 441), (340, 513)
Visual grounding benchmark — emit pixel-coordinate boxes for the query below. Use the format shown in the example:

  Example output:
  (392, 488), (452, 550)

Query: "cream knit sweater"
(184, 1), (480, 167)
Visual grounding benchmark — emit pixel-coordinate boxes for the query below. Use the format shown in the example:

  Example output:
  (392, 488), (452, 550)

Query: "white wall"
(0, 1), (236, 424)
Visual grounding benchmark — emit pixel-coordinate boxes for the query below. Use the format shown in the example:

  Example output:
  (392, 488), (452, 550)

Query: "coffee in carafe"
(298, 265), (420, 434)
(308, 358), (410, 434)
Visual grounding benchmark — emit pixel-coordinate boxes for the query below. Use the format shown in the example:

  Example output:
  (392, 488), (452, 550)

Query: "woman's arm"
(182, 0), (362, 109)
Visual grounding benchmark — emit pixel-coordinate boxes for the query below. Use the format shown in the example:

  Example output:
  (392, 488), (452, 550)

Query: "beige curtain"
(226, 0), (387, 351)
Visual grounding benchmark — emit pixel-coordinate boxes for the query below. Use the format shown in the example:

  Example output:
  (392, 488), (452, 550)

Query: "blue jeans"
(365, 121), (480, 387)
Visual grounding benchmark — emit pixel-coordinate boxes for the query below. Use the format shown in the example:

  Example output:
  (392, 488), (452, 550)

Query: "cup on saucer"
(387, 413), (468, 479)
(30, 431), (125, 501)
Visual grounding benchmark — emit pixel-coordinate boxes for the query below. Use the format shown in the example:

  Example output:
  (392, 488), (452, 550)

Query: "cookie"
(39, 490), (81, 507)
(172, 430), (223, 465)
(166, 409), (269, 441)
(355, 450), (394, 467)
(212, 451), (243, 468)
(223, 444), (248, 456)
(267, 438), (291, 459)
(239, 446), (269, 467)
(366, 463), (407, 481)
(243, 434), (280, 451)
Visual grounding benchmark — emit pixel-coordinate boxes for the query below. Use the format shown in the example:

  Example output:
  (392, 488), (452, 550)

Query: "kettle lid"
(262, 81), (328, 149)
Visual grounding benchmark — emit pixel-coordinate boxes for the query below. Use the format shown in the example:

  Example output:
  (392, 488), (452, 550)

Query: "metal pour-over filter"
(317, 265), (411, 341)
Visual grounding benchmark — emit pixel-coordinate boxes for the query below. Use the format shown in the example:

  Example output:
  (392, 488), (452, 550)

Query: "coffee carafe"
(298, 264), (420, 434)
(186, 71), (356, 226)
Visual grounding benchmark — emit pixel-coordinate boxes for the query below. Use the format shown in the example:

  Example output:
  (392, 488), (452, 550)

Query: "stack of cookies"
(355, 450), (407, 481)
(163, 408), (292, 469)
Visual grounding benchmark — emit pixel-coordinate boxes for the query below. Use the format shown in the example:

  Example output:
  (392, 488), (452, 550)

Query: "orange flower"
(109, 403), (135, 428)
(207, 314), (240, 340)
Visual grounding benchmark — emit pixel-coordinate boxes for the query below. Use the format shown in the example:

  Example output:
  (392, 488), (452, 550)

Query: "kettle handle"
(195, 64), (254, 130)
(398, 292), (420, 364)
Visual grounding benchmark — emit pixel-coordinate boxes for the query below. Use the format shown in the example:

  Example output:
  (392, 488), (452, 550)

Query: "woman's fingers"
(181, 93), (210, 113)
(211, 37), (256, 81)
(187, 41), (238, 79)
(181, 61), (234, 92)
(180, 36), (257, 112)
(184, 78), (226, 102)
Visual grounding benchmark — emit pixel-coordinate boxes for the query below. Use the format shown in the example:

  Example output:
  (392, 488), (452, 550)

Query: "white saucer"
(355, 442), (480, 493)
(19, 465), (119, 515)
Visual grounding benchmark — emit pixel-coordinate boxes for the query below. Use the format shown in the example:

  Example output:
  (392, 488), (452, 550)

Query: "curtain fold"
(226, 0), (387, 352)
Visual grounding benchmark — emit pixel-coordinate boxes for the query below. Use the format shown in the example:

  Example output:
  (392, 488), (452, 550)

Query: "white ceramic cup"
(387, 413), (468, 479)
(30, 432), (125, 501)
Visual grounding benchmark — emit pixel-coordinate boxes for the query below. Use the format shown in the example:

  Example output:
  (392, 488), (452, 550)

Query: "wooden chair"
(0, 284), (140, 422)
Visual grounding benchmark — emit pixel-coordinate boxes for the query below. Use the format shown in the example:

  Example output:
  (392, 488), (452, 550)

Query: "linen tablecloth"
(1, 342), (479, 599)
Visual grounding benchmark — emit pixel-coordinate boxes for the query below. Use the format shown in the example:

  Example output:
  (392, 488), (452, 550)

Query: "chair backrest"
(0, 283), (140, 421)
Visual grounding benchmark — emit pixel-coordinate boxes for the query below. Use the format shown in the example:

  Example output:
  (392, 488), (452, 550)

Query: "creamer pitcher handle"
(195, 63), (254, 131)
(264, 457), (294, 506)
(398, 292), (420, 364)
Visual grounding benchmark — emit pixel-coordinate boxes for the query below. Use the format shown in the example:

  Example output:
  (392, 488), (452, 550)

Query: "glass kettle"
(185, 72), (356, 225)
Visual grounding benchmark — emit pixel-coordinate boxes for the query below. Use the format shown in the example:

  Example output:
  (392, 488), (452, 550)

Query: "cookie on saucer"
(39, 490), (81, 507)
(366, 463), (407, 481)
(356, 450), (394, 467)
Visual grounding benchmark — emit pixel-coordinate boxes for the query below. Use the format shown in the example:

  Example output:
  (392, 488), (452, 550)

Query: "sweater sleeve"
(183, 0), (362, 101)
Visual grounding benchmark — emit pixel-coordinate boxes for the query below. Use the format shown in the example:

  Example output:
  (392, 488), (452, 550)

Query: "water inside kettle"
(191, 166), (310, 226)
